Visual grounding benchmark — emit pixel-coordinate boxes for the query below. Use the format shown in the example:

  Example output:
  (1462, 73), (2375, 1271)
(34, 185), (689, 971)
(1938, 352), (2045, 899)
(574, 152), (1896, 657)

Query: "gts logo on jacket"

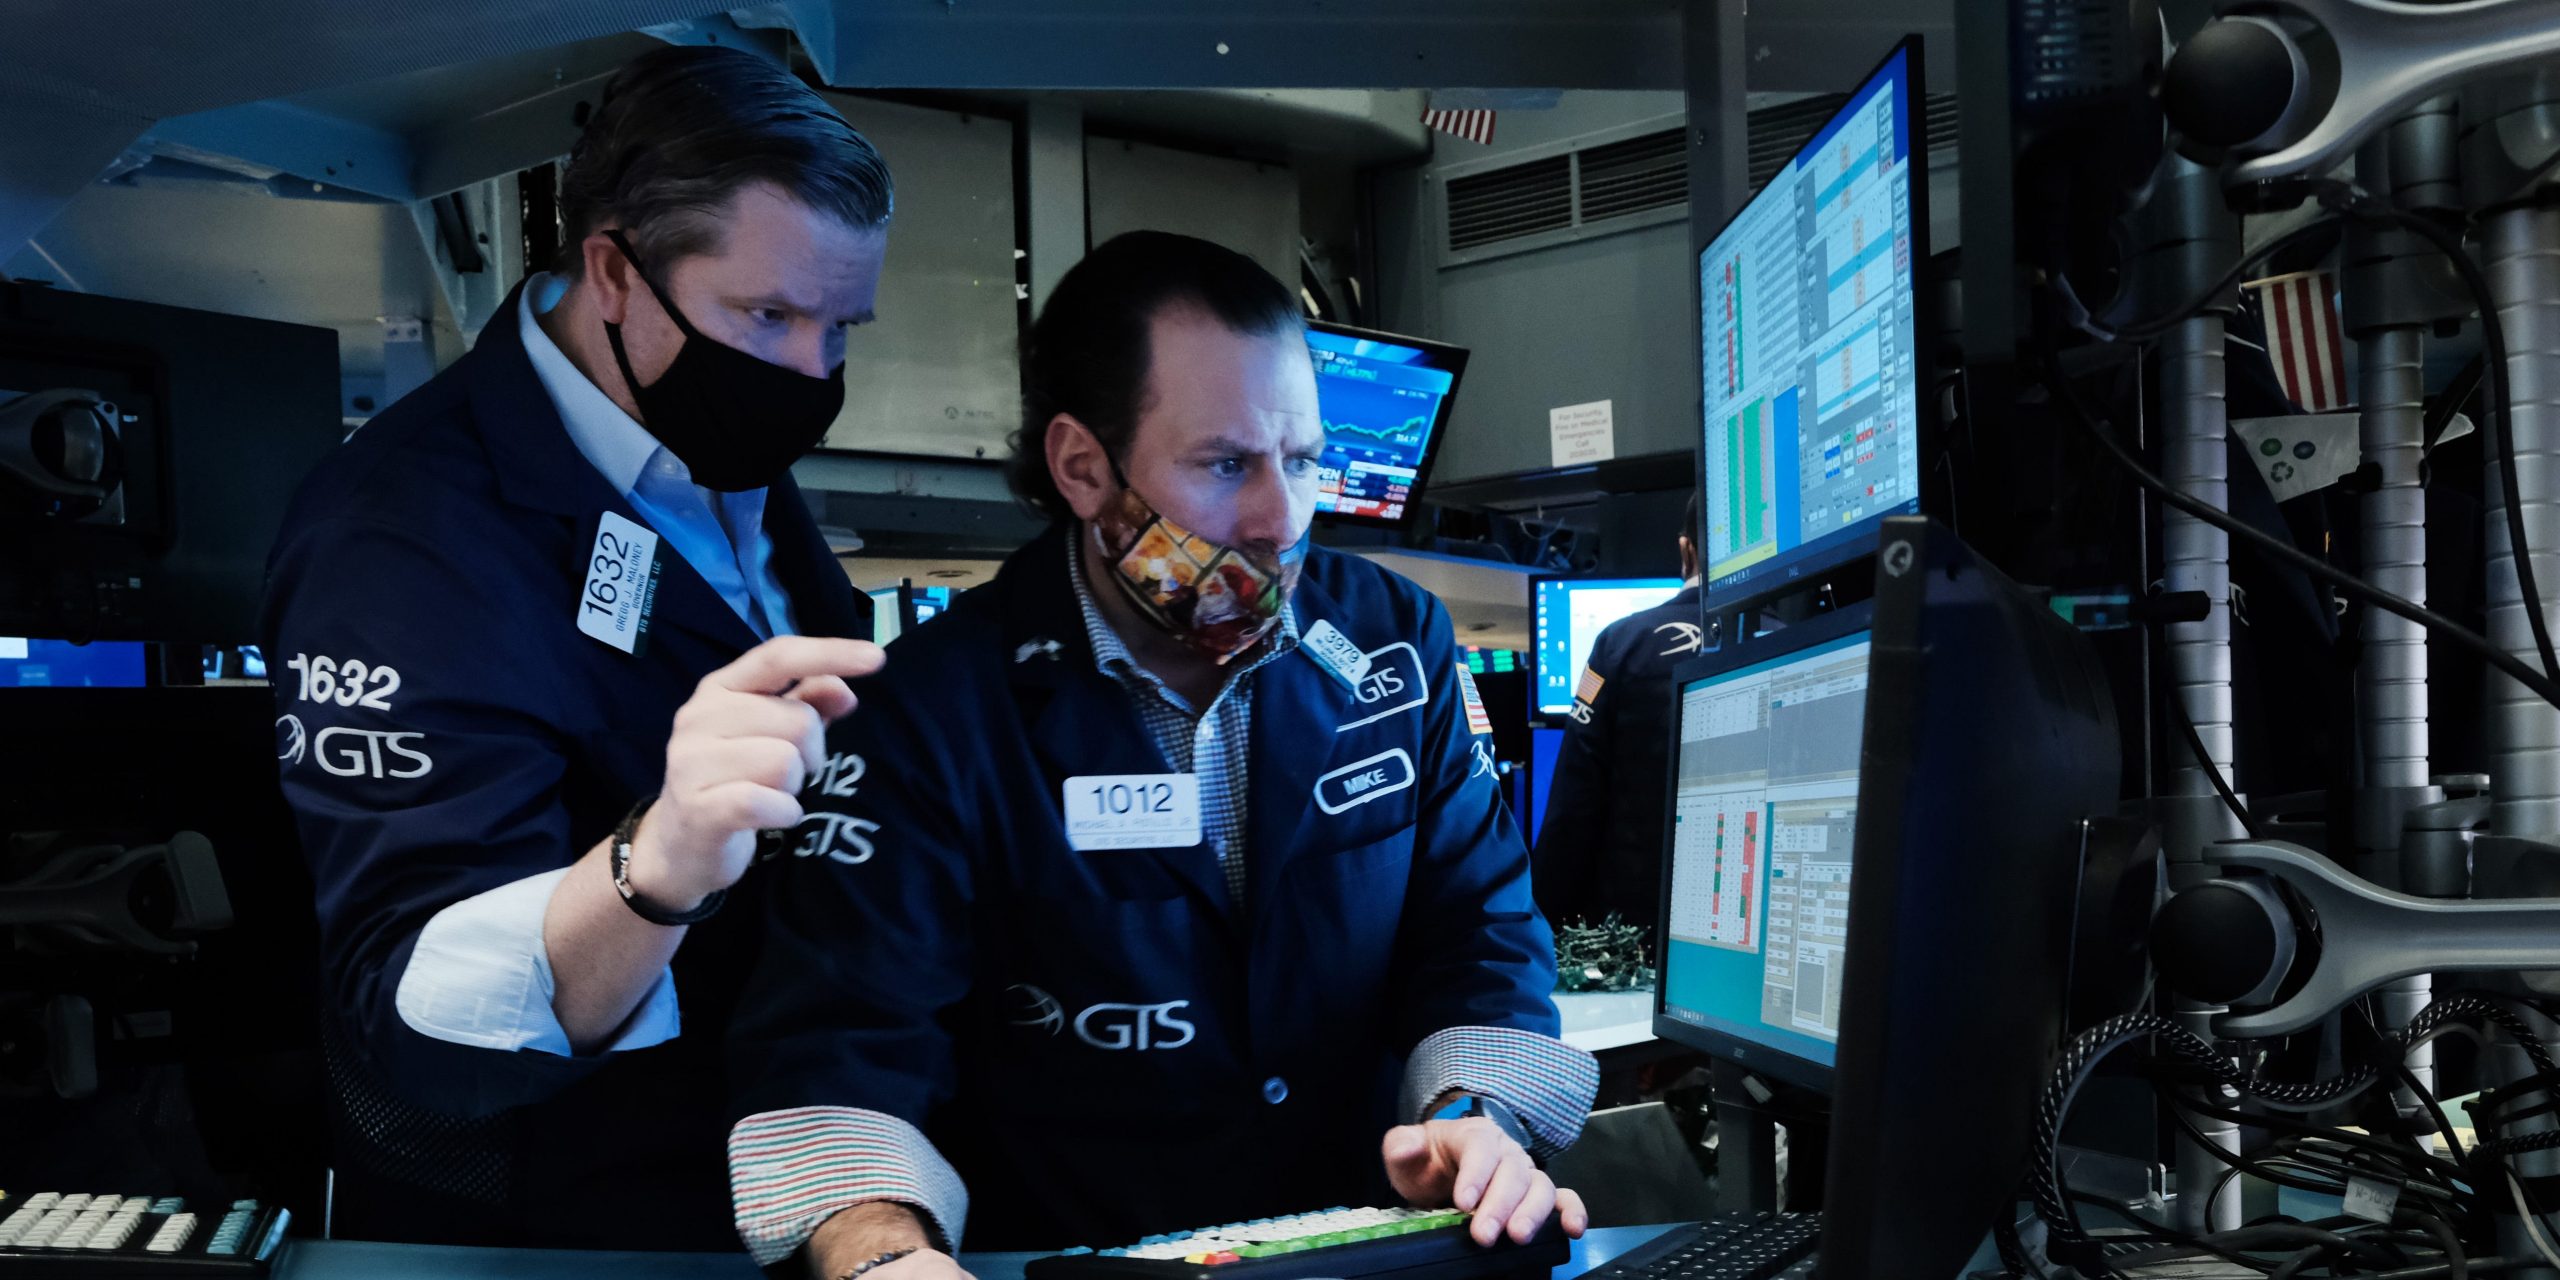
(1006, 984), (1197, 1051)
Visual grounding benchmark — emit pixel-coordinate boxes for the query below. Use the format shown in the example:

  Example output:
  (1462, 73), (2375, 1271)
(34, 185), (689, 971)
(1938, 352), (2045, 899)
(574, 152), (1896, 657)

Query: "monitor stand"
(1710, 1059), (1823, 1213)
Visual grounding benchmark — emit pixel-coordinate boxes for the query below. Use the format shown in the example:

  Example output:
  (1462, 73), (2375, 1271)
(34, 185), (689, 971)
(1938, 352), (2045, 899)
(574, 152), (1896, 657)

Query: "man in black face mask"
(724, 232), (1598, 1276)
(260, 45), (893, 1249)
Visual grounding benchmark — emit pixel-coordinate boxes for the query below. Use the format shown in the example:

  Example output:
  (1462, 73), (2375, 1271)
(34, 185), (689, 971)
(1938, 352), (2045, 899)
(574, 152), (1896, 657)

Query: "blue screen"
(1660, 630), (1871, 1071)
(1307, 328), (1459, 525)
(909, 586), (953, 626)
(1531, 578), (1684, 718)
(1528, 725), (1564, 836)
(1, 637), (148, 687)
(202, 644), (267, 681)
(1699, 43), (1923, 601)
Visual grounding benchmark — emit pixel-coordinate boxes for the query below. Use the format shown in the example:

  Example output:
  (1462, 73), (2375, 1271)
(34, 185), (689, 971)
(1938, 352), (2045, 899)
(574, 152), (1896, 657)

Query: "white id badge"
(576, 511), (663, 655)
(1300, 619), (1371, 690)
(1063, 773), (1203, 851)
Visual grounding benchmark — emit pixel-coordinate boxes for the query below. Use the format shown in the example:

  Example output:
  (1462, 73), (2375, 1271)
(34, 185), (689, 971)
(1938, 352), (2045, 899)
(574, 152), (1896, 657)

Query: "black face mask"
(600, 229), (846, 492)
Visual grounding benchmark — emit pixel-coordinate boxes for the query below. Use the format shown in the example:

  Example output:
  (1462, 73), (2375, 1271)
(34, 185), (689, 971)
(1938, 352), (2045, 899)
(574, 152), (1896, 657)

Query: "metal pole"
(2468, 68), (2560, 1272)
(2359, 322), (2439, 1103)
(2162, 310), (2249, 1234)
(2481, 198), (2560, 1280)
(2348, 109), (2463, 1112)
(2483, 203), (2560, 842)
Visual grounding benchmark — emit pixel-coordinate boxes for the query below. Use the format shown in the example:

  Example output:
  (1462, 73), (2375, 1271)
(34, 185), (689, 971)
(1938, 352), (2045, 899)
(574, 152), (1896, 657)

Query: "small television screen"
(1305, 322), (1468, 530)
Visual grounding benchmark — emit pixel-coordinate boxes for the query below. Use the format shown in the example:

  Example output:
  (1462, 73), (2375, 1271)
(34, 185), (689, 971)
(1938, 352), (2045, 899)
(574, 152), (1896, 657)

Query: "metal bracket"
(2226, 0), (2560, 185)
(2208, 838), (2560, 1037)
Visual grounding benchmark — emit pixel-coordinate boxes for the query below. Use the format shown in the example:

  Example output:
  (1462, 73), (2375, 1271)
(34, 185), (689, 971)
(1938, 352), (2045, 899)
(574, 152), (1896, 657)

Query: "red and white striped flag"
(2247, 268), (2352, 412)
(1421, 107), (1495, 146)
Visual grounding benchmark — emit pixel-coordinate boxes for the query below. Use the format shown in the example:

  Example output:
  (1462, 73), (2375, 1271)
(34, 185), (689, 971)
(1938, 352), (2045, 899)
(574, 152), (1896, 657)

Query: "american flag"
(1574, 667), (1605, 706)
(1422, 107), (1495, 147)
(1457, 663), (1493, 736)
(2247, 268), (2352, 412)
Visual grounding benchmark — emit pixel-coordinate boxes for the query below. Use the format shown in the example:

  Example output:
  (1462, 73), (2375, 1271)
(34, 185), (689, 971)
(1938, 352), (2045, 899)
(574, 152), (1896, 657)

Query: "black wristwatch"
(1431, 1092), (1534, 1153)
(839, 1248), (919, 1280)
(610, 794), (727, 926)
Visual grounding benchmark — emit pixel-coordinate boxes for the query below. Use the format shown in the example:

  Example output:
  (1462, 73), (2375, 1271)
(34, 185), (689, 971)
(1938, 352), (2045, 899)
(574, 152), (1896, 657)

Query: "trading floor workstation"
(11, 1), (2560, 1278)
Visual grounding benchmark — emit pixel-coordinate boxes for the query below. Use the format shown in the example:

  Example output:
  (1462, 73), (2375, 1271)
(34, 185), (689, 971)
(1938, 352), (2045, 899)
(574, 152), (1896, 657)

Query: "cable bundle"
(2023, 995), (2560, 1279)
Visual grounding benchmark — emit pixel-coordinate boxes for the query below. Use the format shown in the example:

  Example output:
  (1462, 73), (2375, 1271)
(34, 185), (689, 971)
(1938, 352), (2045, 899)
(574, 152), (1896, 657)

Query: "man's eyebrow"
(725, 293), (874, 326)
(1188, 435), (1268, 455)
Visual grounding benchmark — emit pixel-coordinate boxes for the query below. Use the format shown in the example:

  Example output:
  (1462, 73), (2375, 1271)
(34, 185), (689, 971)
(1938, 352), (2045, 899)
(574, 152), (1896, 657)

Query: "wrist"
(1430, 1093), (1533, 1157)
(810, 1201), (936, 1276)
(613, 798), (725, 923)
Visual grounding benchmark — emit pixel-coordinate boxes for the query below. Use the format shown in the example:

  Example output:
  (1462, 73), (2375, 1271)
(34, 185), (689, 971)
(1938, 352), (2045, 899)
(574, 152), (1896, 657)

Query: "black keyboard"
(1027, 1205), (1570, 1280)
(0, 1192), (289, 1276)
(1581, 1213), (1822, 1280)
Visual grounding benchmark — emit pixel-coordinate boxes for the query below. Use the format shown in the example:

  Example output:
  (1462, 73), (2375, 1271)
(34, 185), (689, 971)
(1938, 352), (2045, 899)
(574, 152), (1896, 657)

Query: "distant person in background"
(1532, 491), (1706, 939)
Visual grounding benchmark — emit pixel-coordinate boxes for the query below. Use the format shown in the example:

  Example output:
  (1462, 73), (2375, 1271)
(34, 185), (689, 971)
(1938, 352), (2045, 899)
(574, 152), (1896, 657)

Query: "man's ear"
(1047, 414), (1116, 522)
(579, 228), (639, 326)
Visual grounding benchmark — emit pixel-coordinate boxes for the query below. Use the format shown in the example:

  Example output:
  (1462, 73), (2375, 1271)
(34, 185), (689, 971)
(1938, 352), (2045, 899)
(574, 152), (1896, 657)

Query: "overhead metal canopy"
(0, 0), (1951, 402)
(0, 2), (751, 255)
(2, 0), (1950, 249)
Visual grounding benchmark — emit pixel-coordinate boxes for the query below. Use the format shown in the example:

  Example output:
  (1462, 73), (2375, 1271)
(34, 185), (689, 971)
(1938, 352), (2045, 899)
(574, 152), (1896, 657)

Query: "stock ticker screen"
(1306, 324), (1465, 528)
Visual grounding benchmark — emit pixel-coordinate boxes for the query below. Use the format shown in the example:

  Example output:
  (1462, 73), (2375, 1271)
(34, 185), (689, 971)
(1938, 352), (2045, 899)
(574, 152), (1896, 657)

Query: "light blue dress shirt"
(392, 273), (806, 1057)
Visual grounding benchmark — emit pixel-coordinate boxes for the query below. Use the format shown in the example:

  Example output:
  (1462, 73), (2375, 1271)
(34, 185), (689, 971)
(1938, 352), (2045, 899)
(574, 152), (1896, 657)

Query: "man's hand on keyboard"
(1380, 1118), (1588, 1248)
(804, 1202), (971, 1280)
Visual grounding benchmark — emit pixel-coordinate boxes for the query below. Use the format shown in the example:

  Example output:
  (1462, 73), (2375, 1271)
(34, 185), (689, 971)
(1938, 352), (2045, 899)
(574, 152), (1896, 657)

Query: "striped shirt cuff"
(1400, 1025), (1600, 1161)
(729, 1107), (970, 1266)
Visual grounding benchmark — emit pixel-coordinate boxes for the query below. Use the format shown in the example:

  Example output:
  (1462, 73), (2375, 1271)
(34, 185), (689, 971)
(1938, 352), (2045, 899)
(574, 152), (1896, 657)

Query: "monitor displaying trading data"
(1699, 40), (1925, 601)
(1660, 627), (1871, 1076)
(1530, 577), (1687, 721)
(1, 636), (148, 688)
(1306, 322), (1468, 528)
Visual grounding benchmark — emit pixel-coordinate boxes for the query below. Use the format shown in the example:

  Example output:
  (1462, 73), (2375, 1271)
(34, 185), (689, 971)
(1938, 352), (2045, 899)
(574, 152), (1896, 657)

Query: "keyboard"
(1579, 1213), (1821, 1280)
(1026, 1205), (1571, 1280)
(0, 1192), (289, 1276)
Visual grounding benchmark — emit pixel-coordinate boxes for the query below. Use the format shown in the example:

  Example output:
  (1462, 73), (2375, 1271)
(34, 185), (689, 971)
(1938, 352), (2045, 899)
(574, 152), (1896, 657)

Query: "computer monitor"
(0, 635), (148, 687)
(0, 282), (342, 644)
(1304, 321), (1467, 530)
(1644, 515), (2122, 1272)
(1697, 35), (1928, 604)
(201, 643), (268, 684)
(867, 583), (959, 645)
(906, 584), (953, 626)
(1651, 602), (1875, 1092)
(1529, 576), (1687, 723)
(1816, 515), (2120, 1280)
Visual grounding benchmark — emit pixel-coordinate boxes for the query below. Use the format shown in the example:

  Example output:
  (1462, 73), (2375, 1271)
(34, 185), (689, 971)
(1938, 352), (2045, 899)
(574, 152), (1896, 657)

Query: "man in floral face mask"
(724, 232), (1600, 1275)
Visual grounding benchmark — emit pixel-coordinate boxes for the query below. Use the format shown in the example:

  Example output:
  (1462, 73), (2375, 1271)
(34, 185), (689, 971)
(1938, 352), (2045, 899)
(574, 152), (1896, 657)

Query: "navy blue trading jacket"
(260, 279), (868, 1249)
(1531, 585), (1704, 936)
(727, 525), (1561, 1251)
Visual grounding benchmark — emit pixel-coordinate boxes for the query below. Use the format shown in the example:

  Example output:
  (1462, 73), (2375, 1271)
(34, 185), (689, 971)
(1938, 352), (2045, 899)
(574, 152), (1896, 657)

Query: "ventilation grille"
(1925, 91), (1961, 154)
(1750, 91), (1961, 186)
(1445, 155), (1572, 253)
(1443, 94), (1959, 257)
(1578, 128), (1687, 223)
(1748, 95), (1848, 186)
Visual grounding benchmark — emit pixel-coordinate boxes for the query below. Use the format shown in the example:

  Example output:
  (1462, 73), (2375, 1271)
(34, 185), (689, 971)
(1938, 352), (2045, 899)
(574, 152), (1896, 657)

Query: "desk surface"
(272, 1223), (1688, 1280)
(1553, 990), (1656, 1054)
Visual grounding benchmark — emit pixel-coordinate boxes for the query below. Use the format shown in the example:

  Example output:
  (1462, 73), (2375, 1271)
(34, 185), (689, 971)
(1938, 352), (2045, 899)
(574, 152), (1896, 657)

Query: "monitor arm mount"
(2160, 0), (2560, 197)
(2153, 839), (2560, 1040)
